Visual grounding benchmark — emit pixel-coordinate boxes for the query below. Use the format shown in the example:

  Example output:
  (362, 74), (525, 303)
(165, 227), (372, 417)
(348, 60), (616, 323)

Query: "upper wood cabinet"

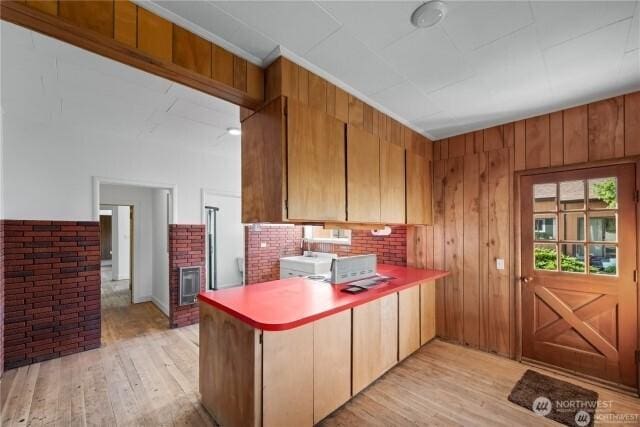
(380, 140), (406, 224)
(347, 126), (381, 223)
(242, 96), (346, 223)
(288, 100), (346, 222)
(243, 57), (434, 226)
(406, 152), (433, 225)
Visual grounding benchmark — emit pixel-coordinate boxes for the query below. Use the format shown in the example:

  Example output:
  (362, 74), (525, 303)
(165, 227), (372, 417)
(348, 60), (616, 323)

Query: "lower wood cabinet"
(352, 293), (398, 394)
(200, 285), (436, 427)
(263, 325), (314, 427)
(313, 310), (352, 423)
(420, 281), (436, 345)
(399, 286), (421, 360)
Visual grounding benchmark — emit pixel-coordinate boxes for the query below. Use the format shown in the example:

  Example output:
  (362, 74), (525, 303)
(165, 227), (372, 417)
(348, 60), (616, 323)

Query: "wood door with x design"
(521, 164), (637, 387)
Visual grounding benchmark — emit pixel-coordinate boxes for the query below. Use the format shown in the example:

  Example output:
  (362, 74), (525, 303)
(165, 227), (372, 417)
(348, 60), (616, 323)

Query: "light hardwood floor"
(2, 294), (640, 426)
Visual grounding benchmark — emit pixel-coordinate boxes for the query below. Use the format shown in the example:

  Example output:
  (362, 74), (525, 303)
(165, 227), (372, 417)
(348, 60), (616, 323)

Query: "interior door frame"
(514, 158), (640, 391)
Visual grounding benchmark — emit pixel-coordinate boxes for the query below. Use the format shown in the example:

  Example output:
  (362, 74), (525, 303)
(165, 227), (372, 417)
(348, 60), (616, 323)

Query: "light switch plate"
(260, 242), (267, 248)
(496, 258), (505, 270)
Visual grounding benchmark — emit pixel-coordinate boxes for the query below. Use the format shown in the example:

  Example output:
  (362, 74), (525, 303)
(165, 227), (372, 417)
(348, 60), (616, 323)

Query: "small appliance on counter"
(279, 252), (337, 279)
(330, 255), (394, 293)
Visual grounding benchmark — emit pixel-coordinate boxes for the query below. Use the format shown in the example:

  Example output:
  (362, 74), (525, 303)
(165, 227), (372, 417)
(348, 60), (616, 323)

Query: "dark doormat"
(508, 369), (598, 427)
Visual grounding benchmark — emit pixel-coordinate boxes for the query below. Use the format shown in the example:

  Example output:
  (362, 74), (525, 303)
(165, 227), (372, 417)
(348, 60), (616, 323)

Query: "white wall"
(111, 206), (131, 281)
(152, 189), (169, 316)
(204, 192), (244, 288)
(3, 117), (240, 224)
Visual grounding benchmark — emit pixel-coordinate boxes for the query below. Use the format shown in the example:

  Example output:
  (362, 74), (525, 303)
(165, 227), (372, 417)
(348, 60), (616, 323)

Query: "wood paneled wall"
(262, 57), (432, 159)
(407, 91), (640, 358)
(2, 0), (264, 108)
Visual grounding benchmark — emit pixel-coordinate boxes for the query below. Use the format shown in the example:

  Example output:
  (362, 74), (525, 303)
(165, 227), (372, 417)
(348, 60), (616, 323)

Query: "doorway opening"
(98, 182), (173, 343)
(100, 205), (134, 307)
(204, 191), (244, 290)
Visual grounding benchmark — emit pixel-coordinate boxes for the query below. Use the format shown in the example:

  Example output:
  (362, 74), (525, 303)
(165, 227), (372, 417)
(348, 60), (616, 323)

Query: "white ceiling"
(0, 21), (241, 158)
(147, 0), (640, 139)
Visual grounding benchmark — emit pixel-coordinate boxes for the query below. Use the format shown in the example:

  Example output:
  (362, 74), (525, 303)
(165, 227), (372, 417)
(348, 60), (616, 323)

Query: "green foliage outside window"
(534, 247), (586, 272)
(592, 179), (617, 208)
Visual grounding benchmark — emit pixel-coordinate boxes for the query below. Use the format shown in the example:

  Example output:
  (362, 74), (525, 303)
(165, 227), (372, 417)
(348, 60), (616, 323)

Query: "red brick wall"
(2, 220), (101, 370)
(244, 225), (406, 284)
(244, 225), (303, 284)
(307, 226), (407, 265)
(168, 224), (205, 328)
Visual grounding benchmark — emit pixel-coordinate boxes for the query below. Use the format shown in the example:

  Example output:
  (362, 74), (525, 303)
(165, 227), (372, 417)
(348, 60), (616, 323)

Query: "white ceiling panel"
(468, 26), (552, 110)
(318, 1), (420, 51)
(381, 26), (474, 93)
(618, 48), (640, 92)
(305, 28), (404, 95)
(544, 18), (631, 104)
(426, 75), (494, 118)
(167, 98), (238, 130)
(213, 1), (340, 55)
(442, 1), (533, 51)
(627, 6), (640, 52)
(533, 1), (636, 49)
(1, 20), (34, 50)
(152, 0), (277, 59)
(165, 84), (239, 117)
(54, 60), (176, 112)
(370, 81), (440, 121)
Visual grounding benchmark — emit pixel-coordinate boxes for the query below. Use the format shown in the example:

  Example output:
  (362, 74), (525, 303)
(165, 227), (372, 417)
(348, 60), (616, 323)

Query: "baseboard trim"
(152, 296), (170, 317)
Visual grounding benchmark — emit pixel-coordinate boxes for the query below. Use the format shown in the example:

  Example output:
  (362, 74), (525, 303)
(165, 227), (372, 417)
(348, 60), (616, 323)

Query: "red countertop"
(198, 264), (449, 331)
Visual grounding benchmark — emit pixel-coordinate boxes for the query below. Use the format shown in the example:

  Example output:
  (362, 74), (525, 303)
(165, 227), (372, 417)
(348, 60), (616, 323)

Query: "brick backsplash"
(245, 225), (303, 284)
(2, 220), (101, 370)
(244, 225), (406, 284)
(168, 224), (206, 328)
(307, 226), (407, 265)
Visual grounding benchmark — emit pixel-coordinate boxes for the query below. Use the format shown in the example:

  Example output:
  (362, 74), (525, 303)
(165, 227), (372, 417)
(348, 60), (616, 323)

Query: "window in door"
(532, 177), (618, 275)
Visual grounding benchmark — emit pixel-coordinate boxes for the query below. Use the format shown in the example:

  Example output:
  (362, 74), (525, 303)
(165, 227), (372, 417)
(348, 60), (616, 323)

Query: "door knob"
(521, 276), (534, 284)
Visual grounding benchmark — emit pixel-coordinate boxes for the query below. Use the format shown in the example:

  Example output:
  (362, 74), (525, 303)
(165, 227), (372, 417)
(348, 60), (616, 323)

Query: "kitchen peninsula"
(198, 264), (448, 427)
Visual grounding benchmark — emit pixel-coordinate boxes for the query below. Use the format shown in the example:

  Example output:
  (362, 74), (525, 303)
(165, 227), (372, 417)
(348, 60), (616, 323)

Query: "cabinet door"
(287, 99), (346, 221)
(352, 293), (398, 394)
(263, 324), (314, 427)
(406, 152), (432, 225)
(380, 140), (406, 224)
(241, 97), (286, 223)
(398, 286), (420, 360)
(313, 311), (351, 423)
(347, 126), (381, 222)
(420, 281), (436, 345)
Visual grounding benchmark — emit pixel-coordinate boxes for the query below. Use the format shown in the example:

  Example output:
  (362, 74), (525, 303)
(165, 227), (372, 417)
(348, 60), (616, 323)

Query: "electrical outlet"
(260, 242), (267, 248)
(496, 258), (505, 270)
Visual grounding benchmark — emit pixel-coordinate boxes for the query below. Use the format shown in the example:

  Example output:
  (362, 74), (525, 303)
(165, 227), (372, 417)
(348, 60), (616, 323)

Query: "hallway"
(101, 266), (168, 345)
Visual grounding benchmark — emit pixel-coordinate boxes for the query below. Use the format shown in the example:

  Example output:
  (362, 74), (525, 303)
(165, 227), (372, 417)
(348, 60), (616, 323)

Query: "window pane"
(535, 243), (558, 271)
(534, 183), (557, 212)
(588, 177), (617, 209)
(588, 212), (617, 242)
(589, 244), (617, 275)
(560, 212), (585, 241)
(559, 180), (585, 211)
(534, 214), (557, 241)
(560, 244), (585, 273)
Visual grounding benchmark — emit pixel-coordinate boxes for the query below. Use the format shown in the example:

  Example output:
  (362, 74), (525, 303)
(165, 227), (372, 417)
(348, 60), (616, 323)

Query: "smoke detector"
(411, 1), (447, 28)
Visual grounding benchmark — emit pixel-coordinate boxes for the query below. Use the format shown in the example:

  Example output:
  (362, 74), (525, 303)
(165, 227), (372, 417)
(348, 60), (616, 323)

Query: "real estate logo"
(532, 396), (552, 416)
(575, 410), (590, 427)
